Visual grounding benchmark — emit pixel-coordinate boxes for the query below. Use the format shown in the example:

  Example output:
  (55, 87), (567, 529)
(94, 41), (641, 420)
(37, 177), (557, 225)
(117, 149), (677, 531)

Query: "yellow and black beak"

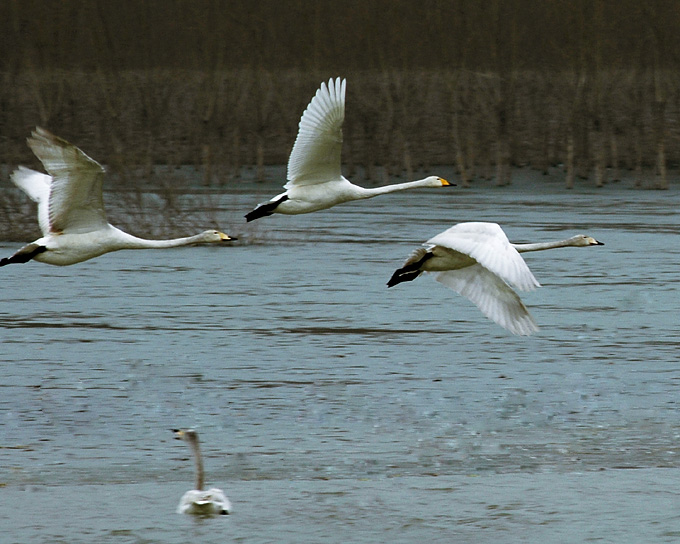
(219, 232), (236, 241)
(440, 178), (454, 187)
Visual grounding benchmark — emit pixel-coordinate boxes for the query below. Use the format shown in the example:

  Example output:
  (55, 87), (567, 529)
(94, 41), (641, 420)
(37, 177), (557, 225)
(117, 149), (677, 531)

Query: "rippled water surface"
(1, 174), (679, 543)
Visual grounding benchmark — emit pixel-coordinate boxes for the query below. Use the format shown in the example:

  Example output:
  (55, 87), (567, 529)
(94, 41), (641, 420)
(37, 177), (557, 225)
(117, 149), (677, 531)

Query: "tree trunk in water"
(495, 98), (511, 186)
(202, 144), (212, 186)
(565, 132), (575, 189)
(656, 141), (667, 190)
(653, 99), (668, 189)
(256, 136), (265, 182)
(496, 137), (511, 186)
(593, 129), (606, 188)
(231, 127), (241, 181)
(609, 132), (620, 182)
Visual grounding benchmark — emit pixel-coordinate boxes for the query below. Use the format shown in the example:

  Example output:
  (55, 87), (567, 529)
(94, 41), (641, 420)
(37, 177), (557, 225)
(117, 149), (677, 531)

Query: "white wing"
(428, 222), (540, 292)
(205, 488), (232, 512)
(285, 77), (346, 188)
(435, 265), (539, 336)
(177, 488), (231, 515)
(27, 127), (108, 234)
(10, 166), (52, 236)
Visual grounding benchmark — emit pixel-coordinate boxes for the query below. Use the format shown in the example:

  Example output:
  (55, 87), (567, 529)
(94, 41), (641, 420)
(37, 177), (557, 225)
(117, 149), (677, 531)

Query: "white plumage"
(177, 489), (232, 516)
(1, 128), (233, 267)
(388, 222), (603, 335)
(245, 78), (451, 220)
(173, 429), (231, 516)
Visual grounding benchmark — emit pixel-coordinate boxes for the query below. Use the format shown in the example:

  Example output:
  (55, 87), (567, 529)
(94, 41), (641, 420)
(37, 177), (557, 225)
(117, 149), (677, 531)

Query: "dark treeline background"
(1, 0), (679, 188)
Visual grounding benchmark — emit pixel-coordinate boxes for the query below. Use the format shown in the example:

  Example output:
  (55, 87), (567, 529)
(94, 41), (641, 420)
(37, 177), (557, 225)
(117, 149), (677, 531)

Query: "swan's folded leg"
(0, 243), (47, 267)
(245, 195), (289, 222)
(387, 249), (433, 287)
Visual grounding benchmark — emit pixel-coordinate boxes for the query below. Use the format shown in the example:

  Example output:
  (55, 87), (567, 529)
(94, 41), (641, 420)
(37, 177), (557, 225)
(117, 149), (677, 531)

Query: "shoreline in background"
(1, 164), (677, 244)
(0, 68), (678, 190)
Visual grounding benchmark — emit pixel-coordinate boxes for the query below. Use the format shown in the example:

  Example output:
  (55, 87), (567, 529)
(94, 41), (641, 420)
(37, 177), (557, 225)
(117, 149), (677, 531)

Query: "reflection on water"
(1, 173), (679, 542)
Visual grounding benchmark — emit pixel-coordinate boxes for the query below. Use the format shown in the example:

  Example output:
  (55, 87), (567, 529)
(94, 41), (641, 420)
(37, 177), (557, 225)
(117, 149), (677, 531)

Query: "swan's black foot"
(387, 266), (422, 287)
(387, 250), (433, 287)
(245, 195), (289, 222)
(0, 243), (47, 267)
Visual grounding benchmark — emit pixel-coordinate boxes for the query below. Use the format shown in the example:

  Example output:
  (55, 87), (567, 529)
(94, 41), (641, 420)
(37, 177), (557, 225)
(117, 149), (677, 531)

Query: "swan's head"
(570, 235), (604, 247)
(173, 428), (198, 442)
(199, 230), (235, 243)
(428, 176), (452, 187)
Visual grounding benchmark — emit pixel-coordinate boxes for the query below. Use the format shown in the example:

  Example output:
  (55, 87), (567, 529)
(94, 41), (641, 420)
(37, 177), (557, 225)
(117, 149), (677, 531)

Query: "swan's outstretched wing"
(27, 127), (108, 234)
(10, 166), (52, 235)
(428, 222), (540, 292)
(285, 77), (346, 188)
(435, 265), (539, 336)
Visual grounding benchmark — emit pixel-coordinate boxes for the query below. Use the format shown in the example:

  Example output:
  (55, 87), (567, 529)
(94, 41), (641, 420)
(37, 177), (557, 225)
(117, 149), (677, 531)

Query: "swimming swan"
(173, 429), (231, 516)
(0, 127), (233, 267)
(387, 222), (604, 335)
(245, 77), (451, 221)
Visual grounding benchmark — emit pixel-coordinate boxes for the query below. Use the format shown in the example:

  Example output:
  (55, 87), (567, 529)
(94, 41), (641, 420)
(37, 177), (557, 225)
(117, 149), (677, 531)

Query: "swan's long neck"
(188, 435), (205, 491)
(117, 231), (209, 250)
(513, 237), (580, 253)
(358, 178), (437, 198)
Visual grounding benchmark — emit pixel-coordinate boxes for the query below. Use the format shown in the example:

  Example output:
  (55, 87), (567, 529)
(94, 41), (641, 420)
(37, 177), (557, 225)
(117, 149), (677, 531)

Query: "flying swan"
(173, 429), (231, 516)
(387, 222), (604, 335)
(245, 77), (451, 221)
(0, 127), (233, 267)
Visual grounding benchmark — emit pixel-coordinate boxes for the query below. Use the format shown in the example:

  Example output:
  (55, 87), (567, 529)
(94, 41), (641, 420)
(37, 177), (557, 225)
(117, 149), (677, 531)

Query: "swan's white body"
(177, 488), (232, 516)
(388, 222), (603, 335)
(1, 128), (232, 267)
(174, 429), (231, 516)
(245, 78), (450, 220)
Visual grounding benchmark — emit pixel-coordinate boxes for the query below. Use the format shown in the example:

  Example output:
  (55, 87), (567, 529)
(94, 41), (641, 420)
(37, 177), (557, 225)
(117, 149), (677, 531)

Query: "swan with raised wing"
(245, 78), (451, 221)
(1, 127), (233, 267)
(388, 222), (603, 335)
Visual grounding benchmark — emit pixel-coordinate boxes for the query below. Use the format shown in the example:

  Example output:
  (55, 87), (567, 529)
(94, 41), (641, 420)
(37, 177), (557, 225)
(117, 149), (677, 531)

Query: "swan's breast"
(32, 229), (123, 265)
(277, 180), (361, 214)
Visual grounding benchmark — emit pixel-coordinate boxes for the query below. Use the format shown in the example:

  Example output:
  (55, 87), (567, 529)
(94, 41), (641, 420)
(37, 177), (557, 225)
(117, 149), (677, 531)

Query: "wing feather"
(285, 78), (346, 188)
(10, 166), (52, 235)
(27, 127), (108, 234)
(428, 222), (540, 292)
(435, 265), (539, 336)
